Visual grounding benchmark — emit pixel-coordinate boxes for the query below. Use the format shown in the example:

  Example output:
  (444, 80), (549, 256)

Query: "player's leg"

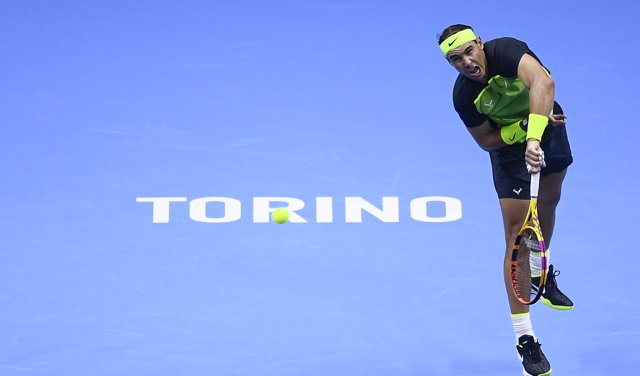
(492, 155), (552, 376)
(537, 169), (567, 248)
(538, 169), (573, 310)
(499, 197), (530, 314)
(500, 198), (552, 376)
(490, 152), (533, 314)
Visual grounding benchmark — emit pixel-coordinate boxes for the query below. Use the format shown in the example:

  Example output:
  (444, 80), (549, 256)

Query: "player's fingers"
(528, 148), (543, 159)
(537, 151), (546, 169)
(548, 114), (567, 127)
(527, 163), (540, 174)
(525, 156), (542, 170)
(527, 153), (539, 162)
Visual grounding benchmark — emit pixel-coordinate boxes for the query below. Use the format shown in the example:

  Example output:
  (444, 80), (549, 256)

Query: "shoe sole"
(541, 297), (573, 310)
(523, 367), (553, 376)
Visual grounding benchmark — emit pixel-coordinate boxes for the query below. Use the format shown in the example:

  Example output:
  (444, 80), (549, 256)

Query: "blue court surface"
(2, 1), (639, 375)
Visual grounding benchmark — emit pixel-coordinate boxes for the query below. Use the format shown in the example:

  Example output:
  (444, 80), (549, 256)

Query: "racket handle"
(530, 172), (540, 198)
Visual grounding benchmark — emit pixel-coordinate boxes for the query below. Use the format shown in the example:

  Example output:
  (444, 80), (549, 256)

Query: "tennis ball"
(272, 208), (289, 224)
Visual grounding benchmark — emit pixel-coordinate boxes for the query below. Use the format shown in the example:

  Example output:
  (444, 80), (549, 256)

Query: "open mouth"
(468, 66), (482, 77)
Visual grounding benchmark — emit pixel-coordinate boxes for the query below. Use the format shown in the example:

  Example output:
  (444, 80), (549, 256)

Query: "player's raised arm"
(518, 53), (555, 121)
(518, 54), (555, 172)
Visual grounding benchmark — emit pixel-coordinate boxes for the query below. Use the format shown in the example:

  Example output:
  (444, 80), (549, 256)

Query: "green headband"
(440, 29), (477, 55)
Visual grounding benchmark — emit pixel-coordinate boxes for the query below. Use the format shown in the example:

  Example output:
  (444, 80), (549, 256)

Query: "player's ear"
(476, 36), (484, 49)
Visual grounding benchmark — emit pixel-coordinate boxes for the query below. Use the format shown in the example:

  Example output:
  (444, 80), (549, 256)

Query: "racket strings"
(528, 238), (543, 278)
(516, 228), (545, 302)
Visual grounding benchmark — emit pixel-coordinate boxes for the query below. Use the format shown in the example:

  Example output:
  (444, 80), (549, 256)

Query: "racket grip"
(530, 172), (540, 198)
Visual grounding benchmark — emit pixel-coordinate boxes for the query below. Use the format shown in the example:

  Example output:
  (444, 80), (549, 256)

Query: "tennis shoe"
(516, 335), (552, 376)
(541, 264), (573, 310)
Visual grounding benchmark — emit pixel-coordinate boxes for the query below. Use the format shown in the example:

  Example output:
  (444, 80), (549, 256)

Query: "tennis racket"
(510, 171), (547, 305)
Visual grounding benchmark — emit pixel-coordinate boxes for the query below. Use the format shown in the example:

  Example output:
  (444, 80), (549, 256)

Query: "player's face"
(446, 39), (488, 83)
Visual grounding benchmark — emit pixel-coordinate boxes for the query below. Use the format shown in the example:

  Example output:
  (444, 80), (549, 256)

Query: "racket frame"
(510, 172), (548, 305)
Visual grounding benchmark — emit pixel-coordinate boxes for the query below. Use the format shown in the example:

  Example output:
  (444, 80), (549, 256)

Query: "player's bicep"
(517, 53), (553, 89)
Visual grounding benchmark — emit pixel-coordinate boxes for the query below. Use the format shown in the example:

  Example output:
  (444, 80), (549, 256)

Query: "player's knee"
(504, 222), (523, 246)
(539, 171), (566, 209)
(539, 189), (562, 210)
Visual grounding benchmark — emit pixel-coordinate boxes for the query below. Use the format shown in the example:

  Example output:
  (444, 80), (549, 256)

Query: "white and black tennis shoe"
(541, 264), (574, 310)
(516, 335), (552, 376)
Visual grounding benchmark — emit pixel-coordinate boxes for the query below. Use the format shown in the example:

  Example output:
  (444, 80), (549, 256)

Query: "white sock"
(530, 251), (542, 278)
(546, 247), (551, 270)
(530, 247), (551, 279)
(512, 312), (535, 342)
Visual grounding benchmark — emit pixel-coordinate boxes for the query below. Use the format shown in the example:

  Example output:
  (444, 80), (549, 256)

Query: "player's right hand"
(525, 140), (546, 173)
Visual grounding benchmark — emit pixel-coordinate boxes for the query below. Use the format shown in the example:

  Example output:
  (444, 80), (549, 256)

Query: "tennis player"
(437, 24), (574, 376)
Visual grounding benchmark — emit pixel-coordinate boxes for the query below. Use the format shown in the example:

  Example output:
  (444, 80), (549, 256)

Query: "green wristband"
(526, 113), (548, 141)
(500, 122), (527, 145)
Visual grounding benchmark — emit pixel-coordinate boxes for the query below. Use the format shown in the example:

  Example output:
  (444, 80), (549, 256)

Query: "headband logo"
(440, 29), (477, 55)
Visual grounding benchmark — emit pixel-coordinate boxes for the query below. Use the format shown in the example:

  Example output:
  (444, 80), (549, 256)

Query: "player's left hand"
(525, 139), (546, 173)
(548, 113), (567, 127)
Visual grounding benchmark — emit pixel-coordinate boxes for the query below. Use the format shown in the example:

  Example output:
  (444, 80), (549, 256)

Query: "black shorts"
(490, 102), (573, 199)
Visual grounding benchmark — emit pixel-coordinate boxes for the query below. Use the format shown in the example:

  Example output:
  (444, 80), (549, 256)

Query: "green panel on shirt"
(473, 75), (529, 126)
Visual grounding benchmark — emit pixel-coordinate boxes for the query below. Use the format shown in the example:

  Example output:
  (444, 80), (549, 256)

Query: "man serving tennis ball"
(438, 24), (574, 376)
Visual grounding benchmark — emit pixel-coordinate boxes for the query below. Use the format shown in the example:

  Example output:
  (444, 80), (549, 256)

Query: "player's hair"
(437, 24), (474, 45)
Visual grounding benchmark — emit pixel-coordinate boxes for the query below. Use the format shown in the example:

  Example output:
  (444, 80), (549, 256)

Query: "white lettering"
(316, 197), (333, 223)
(189, 197), (241, 223)
(136, 197), (187, 223)
(135, 196), (463, 224)
(410, 196), (462, 222)
(253, 197), (308, 223)
(345, 196), (399, 223)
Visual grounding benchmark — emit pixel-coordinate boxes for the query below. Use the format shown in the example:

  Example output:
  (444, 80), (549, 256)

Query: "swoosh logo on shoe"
(509, 133), (517, 141)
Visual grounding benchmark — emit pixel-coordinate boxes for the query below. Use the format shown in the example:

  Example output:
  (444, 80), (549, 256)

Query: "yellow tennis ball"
(272, 208), (289, 224)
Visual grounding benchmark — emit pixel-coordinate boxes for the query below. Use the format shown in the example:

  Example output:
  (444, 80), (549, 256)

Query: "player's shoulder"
(484, 37), (529, 53)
